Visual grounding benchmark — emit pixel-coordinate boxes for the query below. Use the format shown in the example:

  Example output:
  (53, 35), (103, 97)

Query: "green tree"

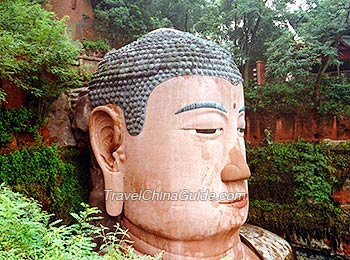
(92, 0), (209, 46)
(153, 0), (208, 32)
(265, 31), (319, 80)
(0, 0), (84, 108)
(195, 0), (291, 86)
(266, 0), (350, 100)
(92, 0), (171, 46)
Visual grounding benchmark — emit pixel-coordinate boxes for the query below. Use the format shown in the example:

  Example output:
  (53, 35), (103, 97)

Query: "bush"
(0, 0), (84, 104)
(319, 77), (350, 116)
(0, 145), (85, 222)
(82, 39), (110, 56)
(246, 140), (350, 244)
(0, 184), (162, 259)
(0, 107), (41, 148)
(244, 81), (315, 114)
(247, 140), (335, 209)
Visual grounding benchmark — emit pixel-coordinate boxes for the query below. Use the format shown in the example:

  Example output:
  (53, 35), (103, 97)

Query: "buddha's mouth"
(218, 193), (248, 208)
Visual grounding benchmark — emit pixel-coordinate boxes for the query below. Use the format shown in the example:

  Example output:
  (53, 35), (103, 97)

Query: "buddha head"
(88, 29), (251, 259)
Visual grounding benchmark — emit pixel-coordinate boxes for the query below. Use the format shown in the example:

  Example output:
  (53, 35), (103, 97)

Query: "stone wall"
(47, 0), (96, 40)
(1, 80), (27, 109)
(246, 111), (350, 145)
(78, 56), (101, 74)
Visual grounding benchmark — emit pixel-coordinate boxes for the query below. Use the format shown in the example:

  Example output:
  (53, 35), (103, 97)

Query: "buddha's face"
(121, 75), (250, 241)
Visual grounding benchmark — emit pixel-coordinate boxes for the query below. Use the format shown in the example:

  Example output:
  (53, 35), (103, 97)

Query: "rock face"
(47, 0), (96, 40)
(332, 190), (350, 205)
(2, 82), (27, 109)
(71, 92), (91, 143)
(44, 88), (116, 227)
(240, 224), (296, 260)
(47, 93), (76, 147)
(246, 111), (350, 145)
(71, 93), (116, 227)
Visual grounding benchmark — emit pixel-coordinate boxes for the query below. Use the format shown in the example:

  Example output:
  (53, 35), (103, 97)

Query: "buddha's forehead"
(89, 29), (243, 135)
(145, 75), (244, 116)
(154, 75), (241, 100)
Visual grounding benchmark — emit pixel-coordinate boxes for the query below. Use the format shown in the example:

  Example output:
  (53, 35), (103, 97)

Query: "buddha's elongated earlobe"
(89, 105), (125, 216)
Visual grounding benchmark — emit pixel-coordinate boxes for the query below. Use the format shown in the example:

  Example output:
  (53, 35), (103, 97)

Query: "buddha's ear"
(89, 105), (126, 216)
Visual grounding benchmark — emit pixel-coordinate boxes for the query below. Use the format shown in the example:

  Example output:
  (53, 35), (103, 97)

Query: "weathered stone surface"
(240, 224), (296, 259)
(47, 93), (76, 147)
(48, 0), (96, 40)
(246, 111), (350, 145)
(332, 190), (350, 204)
(2, 81), (27, 109)
(72, 93), (91, 133)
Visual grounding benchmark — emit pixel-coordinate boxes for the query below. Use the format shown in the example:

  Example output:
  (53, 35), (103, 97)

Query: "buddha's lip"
(218, 193), (248, 208)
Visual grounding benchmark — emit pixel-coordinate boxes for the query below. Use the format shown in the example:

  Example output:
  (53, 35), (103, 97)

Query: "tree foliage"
(93, 0), (170, 46)
(0, 0), (84, 104)
(153, 0), (208, 32)
(0, 107), (41, 147)
(0, 145), (85, 222)
(194, 0), (292, 85)
(0, 185), (162, 259)
(265, 31), (319, 79)
(247, 140), (336, 211)
(92, 0), (208, 46)
(266, 0), (350, 98)
(91, 0), (349, 90)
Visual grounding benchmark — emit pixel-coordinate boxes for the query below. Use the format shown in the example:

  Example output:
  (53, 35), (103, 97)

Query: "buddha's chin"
(123, 214), (247, 260)
(124, 201), (248, 241)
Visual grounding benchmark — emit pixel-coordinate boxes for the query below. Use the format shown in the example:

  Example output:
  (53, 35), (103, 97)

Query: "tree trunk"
(185, 13), (189, 32)
(314, 56), (331, 102)
(244, 60), (250, 88)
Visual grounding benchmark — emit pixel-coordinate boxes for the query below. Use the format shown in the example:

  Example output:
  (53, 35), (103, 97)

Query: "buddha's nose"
(221, 145), (251, 182)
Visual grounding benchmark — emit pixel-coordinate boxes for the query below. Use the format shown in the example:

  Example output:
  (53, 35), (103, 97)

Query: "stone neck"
(122, 217), (248, 260)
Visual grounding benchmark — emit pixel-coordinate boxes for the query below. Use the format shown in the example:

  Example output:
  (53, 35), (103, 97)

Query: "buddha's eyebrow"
(175, 101), (228, 115)
(239, 106), (245, 113)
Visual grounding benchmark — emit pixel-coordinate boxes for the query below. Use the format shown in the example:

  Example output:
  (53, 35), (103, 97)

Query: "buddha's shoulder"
(240, 224), (296, 260)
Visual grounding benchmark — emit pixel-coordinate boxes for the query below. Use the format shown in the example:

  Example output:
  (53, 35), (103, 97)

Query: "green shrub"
(82, 39), (110, 55)
(0, 184), (162, 259)
(319, 78), (350, 116)
(0, 107), (41, 147)
(0, 0), (84, 103)
(245, 81), (315, 114)
(247, 140), (337, 212)
(247, 140), (349, 243)
(0, 145), (85, 222)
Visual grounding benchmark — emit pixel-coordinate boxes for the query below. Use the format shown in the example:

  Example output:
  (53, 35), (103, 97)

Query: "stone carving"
(89, 29), (242, 135)
(88, 28), (295, 259)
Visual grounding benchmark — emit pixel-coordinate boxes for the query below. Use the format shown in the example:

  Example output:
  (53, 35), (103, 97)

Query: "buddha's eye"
(237, 111), (246, 137)
(196, 128), (222, 134)
(184, 128), (223, 137)
(237, 127), (245, 136)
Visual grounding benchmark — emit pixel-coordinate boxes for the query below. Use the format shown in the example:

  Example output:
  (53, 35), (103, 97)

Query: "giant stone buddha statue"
(88, 29), (295, 260)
